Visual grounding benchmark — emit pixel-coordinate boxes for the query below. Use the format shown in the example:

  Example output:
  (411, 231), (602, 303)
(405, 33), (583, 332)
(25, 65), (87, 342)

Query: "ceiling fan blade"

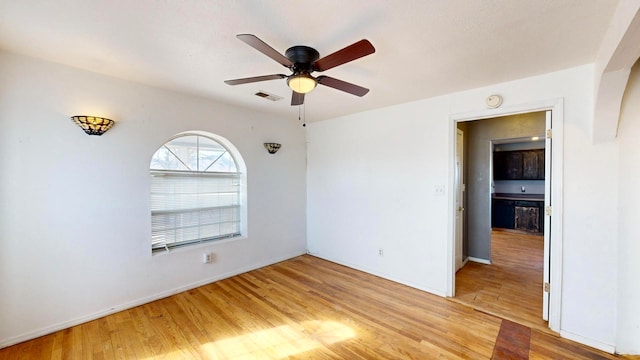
(313, 39), (375, 72)
(224, 74), (287, 85)
(236, 34), (293, 67)
(317, 76), (369, 97)
(291, 91), (305, 106)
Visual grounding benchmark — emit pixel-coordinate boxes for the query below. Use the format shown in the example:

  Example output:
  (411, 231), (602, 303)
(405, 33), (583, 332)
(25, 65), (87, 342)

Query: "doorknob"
(458, 206), (464, 211)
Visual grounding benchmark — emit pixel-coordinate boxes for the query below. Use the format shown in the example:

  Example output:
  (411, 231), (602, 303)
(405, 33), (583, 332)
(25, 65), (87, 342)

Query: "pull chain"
(298, 103), (307, 127)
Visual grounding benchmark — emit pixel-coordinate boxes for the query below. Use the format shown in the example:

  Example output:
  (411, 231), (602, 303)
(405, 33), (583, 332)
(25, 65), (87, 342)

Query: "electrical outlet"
(378, 248), (384, 257)
(434, 185), (445, 196)
(203, 252), (212, 264)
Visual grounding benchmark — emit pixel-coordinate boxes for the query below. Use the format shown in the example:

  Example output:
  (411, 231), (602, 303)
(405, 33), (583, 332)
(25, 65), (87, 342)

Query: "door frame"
(455, 128), (465, 271)
(446, 98), (564, 333)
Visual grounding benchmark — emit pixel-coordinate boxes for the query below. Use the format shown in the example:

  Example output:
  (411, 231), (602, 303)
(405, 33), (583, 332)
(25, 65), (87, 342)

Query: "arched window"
(150, 133), (244, 252)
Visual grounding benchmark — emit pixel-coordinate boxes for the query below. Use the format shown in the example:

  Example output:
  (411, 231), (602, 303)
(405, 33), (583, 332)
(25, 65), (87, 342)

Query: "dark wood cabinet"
(492, 199), (515, 229)
(493, 149), (545, 180)
(514, 204), (540, 233)
(492, 198), (544, 233)
(493, 152), (517, 180)
(522, 151), (539, 179)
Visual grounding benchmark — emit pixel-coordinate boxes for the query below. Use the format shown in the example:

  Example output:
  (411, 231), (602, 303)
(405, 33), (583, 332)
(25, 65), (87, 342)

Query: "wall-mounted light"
(71, 115), (114, 136)
(264, 143), (281, 154)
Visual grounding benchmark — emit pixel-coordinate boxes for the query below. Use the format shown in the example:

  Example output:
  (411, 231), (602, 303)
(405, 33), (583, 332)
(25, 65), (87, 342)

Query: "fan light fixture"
(287, 73), (317, 94)
(71, 115), (115, 136)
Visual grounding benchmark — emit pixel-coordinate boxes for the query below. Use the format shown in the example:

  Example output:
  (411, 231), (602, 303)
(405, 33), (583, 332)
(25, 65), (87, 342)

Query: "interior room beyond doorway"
(454, 111), (548, 331)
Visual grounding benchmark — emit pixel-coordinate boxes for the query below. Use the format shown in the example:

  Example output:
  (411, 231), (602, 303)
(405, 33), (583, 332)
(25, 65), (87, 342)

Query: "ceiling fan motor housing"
(285, 46), (319, 73)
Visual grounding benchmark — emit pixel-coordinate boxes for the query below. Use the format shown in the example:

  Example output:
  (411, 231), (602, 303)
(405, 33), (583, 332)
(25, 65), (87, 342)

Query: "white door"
(543, 110), (552, 321)
(455, 129), (465, 271)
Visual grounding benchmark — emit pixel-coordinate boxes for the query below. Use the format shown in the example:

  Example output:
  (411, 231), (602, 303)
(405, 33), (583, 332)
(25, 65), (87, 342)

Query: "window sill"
(151, 234), (247, 256)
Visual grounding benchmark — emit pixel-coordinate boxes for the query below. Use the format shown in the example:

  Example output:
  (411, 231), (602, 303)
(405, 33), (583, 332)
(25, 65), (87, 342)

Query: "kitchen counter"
(492, 193), (544, 201)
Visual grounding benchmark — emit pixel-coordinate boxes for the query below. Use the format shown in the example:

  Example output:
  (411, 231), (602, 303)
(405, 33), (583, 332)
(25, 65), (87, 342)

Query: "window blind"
(151, 171), (241, 252)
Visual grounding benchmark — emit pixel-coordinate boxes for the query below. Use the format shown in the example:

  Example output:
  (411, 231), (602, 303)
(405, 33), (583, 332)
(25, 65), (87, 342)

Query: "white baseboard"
(560, 330), (615, 354)
(0, 251), (306, 349)
(308, 253), (447, 297)
(461, 256), (469, 267)
(468, 256), (491, 265)
(454, 257), (470, 272)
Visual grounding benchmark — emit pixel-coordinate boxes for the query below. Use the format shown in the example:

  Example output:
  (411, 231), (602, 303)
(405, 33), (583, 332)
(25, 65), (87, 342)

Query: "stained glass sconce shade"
(71, 115), (115, 136)
(263, 143), (281, 154)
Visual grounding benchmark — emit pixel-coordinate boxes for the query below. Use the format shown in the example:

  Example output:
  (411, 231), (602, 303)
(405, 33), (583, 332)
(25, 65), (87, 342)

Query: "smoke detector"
(486, 94), (503, 108)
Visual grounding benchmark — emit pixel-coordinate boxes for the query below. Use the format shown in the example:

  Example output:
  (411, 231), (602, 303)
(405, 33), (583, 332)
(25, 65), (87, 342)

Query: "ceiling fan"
(224, 34), (375, 106)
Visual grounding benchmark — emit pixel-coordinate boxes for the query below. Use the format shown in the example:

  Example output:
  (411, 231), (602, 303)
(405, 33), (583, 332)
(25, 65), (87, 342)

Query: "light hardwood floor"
(0, 254), (630, 359)
(453, 229), (549, 333)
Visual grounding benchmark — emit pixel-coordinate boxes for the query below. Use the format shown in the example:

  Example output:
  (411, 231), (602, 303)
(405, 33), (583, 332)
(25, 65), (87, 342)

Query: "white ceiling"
(0, 0), (619, 122)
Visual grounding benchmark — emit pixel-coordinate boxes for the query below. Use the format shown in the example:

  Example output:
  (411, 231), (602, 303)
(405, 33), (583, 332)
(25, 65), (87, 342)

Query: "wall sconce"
(71, 115), (115, 136)
(264, 143), (281, 154)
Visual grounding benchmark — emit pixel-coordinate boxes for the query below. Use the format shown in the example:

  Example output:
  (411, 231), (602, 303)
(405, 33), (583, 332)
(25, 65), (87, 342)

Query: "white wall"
(0, 51), (307, 347)
(307, 65), (620, 351)
(307, 98), (451, 295)
(616, 61), (640, 355)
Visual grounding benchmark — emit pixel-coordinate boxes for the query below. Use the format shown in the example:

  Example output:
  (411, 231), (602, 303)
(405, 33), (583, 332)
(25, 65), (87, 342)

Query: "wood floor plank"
(0, 254), (633, 359)
(492, 320), (531, 359)
(454, 229), (550, 332)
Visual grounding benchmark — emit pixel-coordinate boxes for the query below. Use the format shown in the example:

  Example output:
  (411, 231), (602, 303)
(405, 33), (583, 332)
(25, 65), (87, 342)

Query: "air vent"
(254, 91), (283, 102)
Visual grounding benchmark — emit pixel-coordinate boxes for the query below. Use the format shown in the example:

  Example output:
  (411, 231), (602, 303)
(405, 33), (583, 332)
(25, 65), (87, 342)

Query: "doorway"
(448, 100), (563, 333)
